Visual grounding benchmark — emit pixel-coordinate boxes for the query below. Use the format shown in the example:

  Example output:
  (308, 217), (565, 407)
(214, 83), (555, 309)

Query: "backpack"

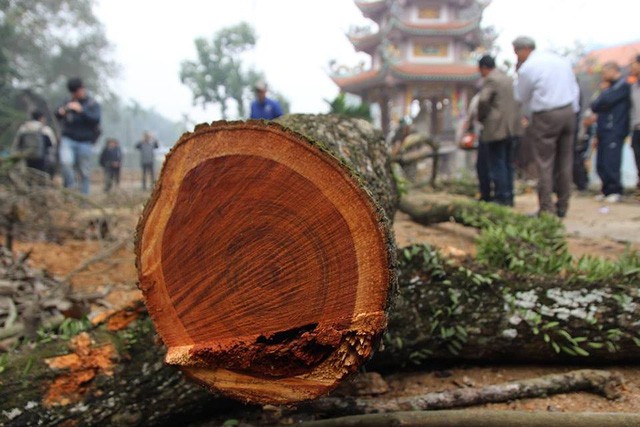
(17, 129), (47, 161)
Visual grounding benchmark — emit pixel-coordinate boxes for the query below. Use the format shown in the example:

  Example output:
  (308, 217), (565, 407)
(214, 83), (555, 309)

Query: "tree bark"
(2, 257), (639, 426)
(135, 115), (398, 404)
(371, 244), (640, 370)
(0, 305), (234, 427)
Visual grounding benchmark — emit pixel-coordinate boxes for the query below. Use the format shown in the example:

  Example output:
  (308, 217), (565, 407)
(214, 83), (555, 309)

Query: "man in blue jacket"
(250, 81), (283, 120)
(55, 77), (101, 194)
(591, 62), (631, 203)
(630, 55), (640, 193)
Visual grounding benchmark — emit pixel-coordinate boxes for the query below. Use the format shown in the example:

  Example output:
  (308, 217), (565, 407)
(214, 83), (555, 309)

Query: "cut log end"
(135, 120), (394, 403)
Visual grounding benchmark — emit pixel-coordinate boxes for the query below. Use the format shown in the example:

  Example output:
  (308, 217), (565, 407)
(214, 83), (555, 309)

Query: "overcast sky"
(95, 0), (639, 124)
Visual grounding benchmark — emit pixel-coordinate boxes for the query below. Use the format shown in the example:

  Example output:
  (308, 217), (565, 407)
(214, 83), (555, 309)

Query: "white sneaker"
(604, 193), (622, 203)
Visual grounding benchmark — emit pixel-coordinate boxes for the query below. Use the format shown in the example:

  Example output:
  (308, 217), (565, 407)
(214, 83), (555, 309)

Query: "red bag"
(459, 132), (478, 150)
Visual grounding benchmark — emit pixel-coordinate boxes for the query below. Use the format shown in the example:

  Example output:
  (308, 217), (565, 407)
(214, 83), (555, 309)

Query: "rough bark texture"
(135, 116), (398, 403)
(2, 261), (638, 426)
(371, 244), (640, 370)
(0, 306), (229, 427)
(275, 114), (398, 220)
(301, 410), (640, 427)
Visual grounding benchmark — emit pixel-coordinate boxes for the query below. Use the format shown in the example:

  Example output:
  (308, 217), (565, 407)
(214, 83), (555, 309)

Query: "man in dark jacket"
(591, 62), (631, 203)
(630, 55), (640, 193)
(55, 77), (101, 194)
(99, 138), (122, 193)
(477, 55), (518, 206)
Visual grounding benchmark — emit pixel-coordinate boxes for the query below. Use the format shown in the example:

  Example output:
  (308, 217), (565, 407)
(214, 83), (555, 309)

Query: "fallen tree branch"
(301, 409), (640, 427)
(306, 369), (623, 416)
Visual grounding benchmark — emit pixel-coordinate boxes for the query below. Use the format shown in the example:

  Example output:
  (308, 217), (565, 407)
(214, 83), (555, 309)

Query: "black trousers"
(476, 142), (491, 201)
(632, 130), (640, 189)
(596, 133), (625, 196)
(104, 167), (120, 192)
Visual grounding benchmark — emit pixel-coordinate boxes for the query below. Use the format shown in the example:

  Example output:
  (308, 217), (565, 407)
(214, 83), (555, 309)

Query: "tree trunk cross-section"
(135, 117), (397, 404)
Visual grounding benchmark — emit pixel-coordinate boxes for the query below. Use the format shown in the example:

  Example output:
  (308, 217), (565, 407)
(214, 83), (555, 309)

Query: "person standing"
(249, 81), (283, 120)
(12, 110), (57, 173)
(465, 91), (491, 202)
(574, 109), (597, 192)
(513, 36), (579, 218)
(476, 55), (517, 206)
(591, 62), (631, 203)
(55, 77), (101, 194)
(629, 55), (640, 193)
(99, 138), (122, 193)
(136, 131), (158, 190)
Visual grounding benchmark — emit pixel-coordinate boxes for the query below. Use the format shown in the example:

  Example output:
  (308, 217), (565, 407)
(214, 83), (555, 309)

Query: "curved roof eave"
(390, 17), (481, 37)
(354, 0), (387, 20)
(331, 68), (388, 93)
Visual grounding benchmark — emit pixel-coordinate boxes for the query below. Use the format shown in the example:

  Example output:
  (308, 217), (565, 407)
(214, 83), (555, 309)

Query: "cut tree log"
(135, 115), (398, 404)
(2, 252), (639, 424)
(371, 244), (640, 370)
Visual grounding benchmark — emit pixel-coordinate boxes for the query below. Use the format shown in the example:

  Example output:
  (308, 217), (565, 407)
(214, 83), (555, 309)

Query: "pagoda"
(331, 0), (489, 137)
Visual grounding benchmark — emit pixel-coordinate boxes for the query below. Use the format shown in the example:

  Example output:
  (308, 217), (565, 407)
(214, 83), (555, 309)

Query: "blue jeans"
(486, 138), (514, 206)
(60, 136), (94, 195)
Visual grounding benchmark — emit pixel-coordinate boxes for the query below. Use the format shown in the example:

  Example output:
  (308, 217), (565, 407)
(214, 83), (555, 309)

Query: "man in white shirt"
(513, 36), (580, 218)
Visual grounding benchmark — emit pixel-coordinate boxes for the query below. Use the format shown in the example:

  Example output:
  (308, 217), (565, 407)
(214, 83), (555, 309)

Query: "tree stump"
(135, 116), (397, 404)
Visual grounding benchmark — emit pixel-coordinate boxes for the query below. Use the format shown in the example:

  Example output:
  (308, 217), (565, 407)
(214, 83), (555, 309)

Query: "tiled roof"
(348, 32), (382, 53)
(576, 41), (640, 72)
(347, 18), (480, 53)
(331, 62), (479, 92)
(331, 68), (386, 92)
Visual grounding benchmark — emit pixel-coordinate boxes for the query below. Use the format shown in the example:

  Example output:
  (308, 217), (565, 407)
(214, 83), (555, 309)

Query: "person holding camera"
(55, 77), (101, 194)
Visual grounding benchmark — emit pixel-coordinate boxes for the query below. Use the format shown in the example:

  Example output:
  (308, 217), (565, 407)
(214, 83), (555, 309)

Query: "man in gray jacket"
(630, 55), (640, 192)
(477, 55), (517, 206)
(135, 131), (159, 190)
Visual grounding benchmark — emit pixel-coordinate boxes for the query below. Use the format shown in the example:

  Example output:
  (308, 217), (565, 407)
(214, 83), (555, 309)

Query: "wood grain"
(136, 120), (394, 403)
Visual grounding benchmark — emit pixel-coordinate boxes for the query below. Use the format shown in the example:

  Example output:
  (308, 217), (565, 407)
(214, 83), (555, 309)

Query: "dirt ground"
(10, 176), (640, 416)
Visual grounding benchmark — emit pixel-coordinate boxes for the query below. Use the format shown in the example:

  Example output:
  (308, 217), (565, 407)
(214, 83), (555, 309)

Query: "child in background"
(99, 138), (122, 192)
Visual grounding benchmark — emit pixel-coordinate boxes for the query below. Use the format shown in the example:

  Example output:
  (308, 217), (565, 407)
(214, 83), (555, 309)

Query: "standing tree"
(0, 0), (118, 149)
(0, 0), (117, 99)
(180, 22), (288, 120)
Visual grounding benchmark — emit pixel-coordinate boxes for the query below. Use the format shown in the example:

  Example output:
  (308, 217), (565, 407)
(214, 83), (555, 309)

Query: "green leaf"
(446, 344), (459, 356)
(573, 346), (590, 357)
(587, 342), (605, 349)
(541, 321), (560, 330)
